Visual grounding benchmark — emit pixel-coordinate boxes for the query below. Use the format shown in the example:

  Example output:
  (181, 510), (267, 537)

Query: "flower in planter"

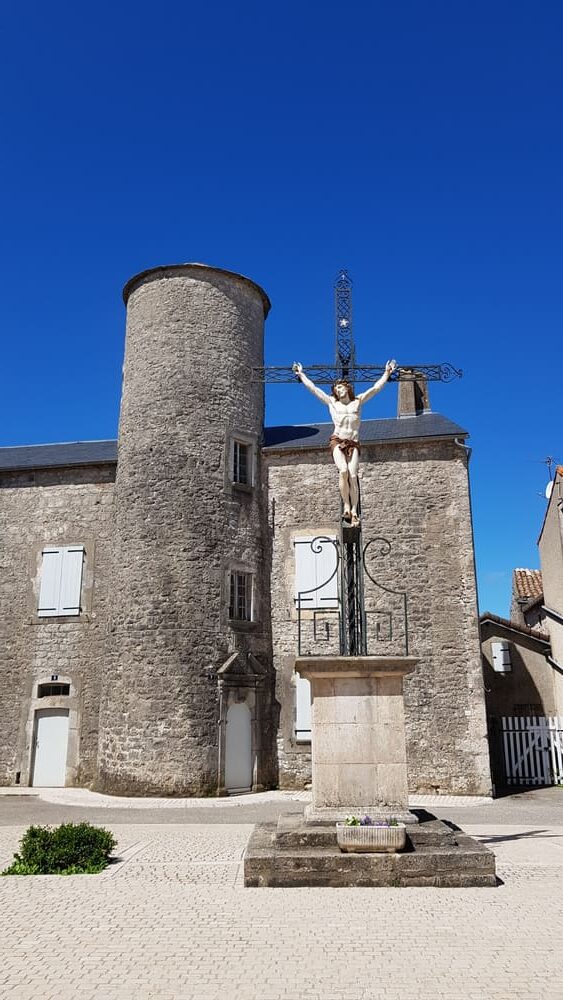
(345, 815), (376, 827)
(344, 815), (361, 826)
(344, 815), (399, 828)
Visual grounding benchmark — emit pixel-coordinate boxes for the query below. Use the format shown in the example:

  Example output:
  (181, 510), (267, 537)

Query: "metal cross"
(253, 269), (462, 385)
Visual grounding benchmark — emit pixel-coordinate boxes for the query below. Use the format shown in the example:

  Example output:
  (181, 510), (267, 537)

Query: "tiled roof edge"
(479, 610), (551, 644)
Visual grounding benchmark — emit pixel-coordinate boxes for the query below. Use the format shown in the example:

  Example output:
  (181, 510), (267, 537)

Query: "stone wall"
(266, 438), (492, 795)
(0, 464), (115, 785)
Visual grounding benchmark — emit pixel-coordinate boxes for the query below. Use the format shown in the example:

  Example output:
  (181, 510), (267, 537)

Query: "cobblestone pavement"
(1, 809), (563, 1000)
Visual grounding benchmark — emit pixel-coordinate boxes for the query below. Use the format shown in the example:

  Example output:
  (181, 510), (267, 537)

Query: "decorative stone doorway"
(217, 652), (268, 794)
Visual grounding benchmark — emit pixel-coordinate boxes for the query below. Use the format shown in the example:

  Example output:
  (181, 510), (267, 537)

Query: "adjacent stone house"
(478, 468), (563, 789)
(480, 611), (553, 719)
(538, 466), (563, 712)
(0, 263), (492, 797)
(489, 470), (563, 720)
(510, 568), (548, 634)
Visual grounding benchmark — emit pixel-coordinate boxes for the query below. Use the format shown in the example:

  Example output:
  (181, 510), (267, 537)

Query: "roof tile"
(513, 568), (543, 601)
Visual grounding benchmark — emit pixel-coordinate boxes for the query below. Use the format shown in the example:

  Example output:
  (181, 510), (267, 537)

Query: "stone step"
(276, 815), (338, 848)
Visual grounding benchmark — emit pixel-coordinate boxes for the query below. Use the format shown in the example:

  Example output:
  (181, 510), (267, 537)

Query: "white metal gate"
(501, 716), (563, 786)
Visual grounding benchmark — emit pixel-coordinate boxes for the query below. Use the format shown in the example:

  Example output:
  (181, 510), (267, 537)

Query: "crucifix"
(255, 270), (461, 528)
(290, 362), (396, 526)
(254, 270), (462, 657)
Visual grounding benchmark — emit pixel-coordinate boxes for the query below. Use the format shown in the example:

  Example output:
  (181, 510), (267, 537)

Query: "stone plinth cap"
(122, 262), (271, 316)
(295, 655), (419, 679)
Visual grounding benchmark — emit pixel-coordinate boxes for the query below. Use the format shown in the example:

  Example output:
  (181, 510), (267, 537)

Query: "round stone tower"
(96, 264), (272, 795)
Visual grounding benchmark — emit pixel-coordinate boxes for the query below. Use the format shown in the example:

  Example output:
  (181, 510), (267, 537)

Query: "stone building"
(0, 263), (492, 797)
(480, 611), (553, 719)
(510, 568), (548, 634)
(538, 467), (563, 705)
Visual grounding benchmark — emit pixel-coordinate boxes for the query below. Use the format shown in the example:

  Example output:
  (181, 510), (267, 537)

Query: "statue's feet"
(351, 513), (361, 527)
(342, 510), (352, 522)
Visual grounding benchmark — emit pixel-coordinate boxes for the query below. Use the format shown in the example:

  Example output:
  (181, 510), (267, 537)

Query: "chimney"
(397, 370), (431, 418)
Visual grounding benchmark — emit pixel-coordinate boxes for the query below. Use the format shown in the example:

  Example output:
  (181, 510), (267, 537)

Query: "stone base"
(244, 811), (497, 888)
(305, 805), (419, 825)
(295, 656), (419, 816)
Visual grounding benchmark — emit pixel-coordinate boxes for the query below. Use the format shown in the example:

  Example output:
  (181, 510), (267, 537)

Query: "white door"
(31, 709), (69, 787)
(225, 702), (252, 792)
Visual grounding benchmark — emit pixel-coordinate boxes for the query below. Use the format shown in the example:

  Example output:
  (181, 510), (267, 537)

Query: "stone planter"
(336, 823), (407, 854)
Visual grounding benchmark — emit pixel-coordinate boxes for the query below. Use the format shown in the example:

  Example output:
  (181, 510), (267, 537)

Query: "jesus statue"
(292, 360), (397, 526)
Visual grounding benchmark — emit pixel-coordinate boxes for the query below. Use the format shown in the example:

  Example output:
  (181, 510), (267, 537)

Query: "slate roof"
(0, 413), (467, 471)
(263, 413), (467, 450)
(0, 440), (118, 471)
(513, 568), (543, 602)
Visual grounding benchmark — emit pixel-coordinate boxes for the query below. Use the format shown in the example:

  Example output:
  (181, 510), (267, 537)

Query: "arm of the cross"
(252, 364), (462, 384)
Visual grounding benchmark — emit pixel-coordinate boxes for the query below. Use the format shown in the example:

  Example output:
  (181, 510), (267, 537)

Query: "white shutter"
(294, 539), (317, 606)
(60, 546), (84, 615)
(38, 545), (84, 617)
(492, 641), (512, 673)
(38, 548), (64, 616)
(314, 539), (338, 609)
(294, 536), (338, 610)
(295, 673), (312, 741)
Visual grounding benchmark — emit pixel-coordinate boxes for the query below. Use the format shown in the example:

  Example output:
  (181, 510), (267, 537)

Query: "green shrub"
(1, 822), (116, 876)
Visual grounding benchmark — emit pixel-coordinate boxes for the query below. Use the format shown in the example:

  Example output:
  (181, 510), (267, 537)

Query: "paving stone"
(0, 819), (563, 998)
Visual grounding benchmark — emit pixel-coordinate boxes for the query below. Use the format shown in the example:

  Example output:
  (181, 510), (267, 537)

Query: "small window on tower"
(38, 683), (70, 698)
(229, 572), (253, 622)
(233, 440), (250, 486)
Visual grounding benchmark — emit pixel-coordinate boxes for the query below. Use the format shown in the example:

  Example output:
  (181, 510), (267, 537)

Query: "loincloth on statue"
(329, 435), (361, 463)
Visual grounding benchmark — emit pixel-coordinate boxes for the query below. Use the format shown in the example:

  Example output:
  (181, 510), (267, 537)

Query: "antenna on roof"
(543, 456), (555, 499)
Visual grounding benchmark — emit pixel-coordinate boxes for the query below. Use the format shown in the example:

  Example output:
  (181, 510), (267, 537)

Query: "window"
(233, 440), (251, 485)
(38, 683), (70, 698)
(294, 537), (338, 610)
(38, 545), (84, 617)
(229, 572), (253, 622)
(491, 641), (512, 673)
(295, 674), (311, 742)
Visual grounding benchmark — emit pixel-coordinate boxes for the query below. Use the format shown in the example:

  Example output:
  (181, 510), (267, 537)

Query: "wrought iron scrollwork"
(362, 538), (409, 655)
(296, 537), (340, 657)
(253, 363), (462, 384)
(295, 532), (409, 657)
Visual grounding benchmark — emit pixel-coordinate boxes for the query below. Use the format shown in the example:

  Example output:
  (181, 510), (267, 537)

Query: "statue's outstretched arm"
(357, 360), (397, 404)
(292, 363), (332, 405)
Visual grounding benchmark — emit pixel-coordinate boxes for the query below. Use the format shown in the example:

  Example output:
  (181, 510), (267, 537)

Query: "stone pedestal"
(295, 656), (418, 822)
(244, 653), (497, 887)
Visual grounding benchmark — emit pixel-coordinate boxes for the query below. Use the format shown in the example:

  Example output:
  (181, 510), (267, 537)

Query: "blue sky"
(1, 1), (561, 616)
